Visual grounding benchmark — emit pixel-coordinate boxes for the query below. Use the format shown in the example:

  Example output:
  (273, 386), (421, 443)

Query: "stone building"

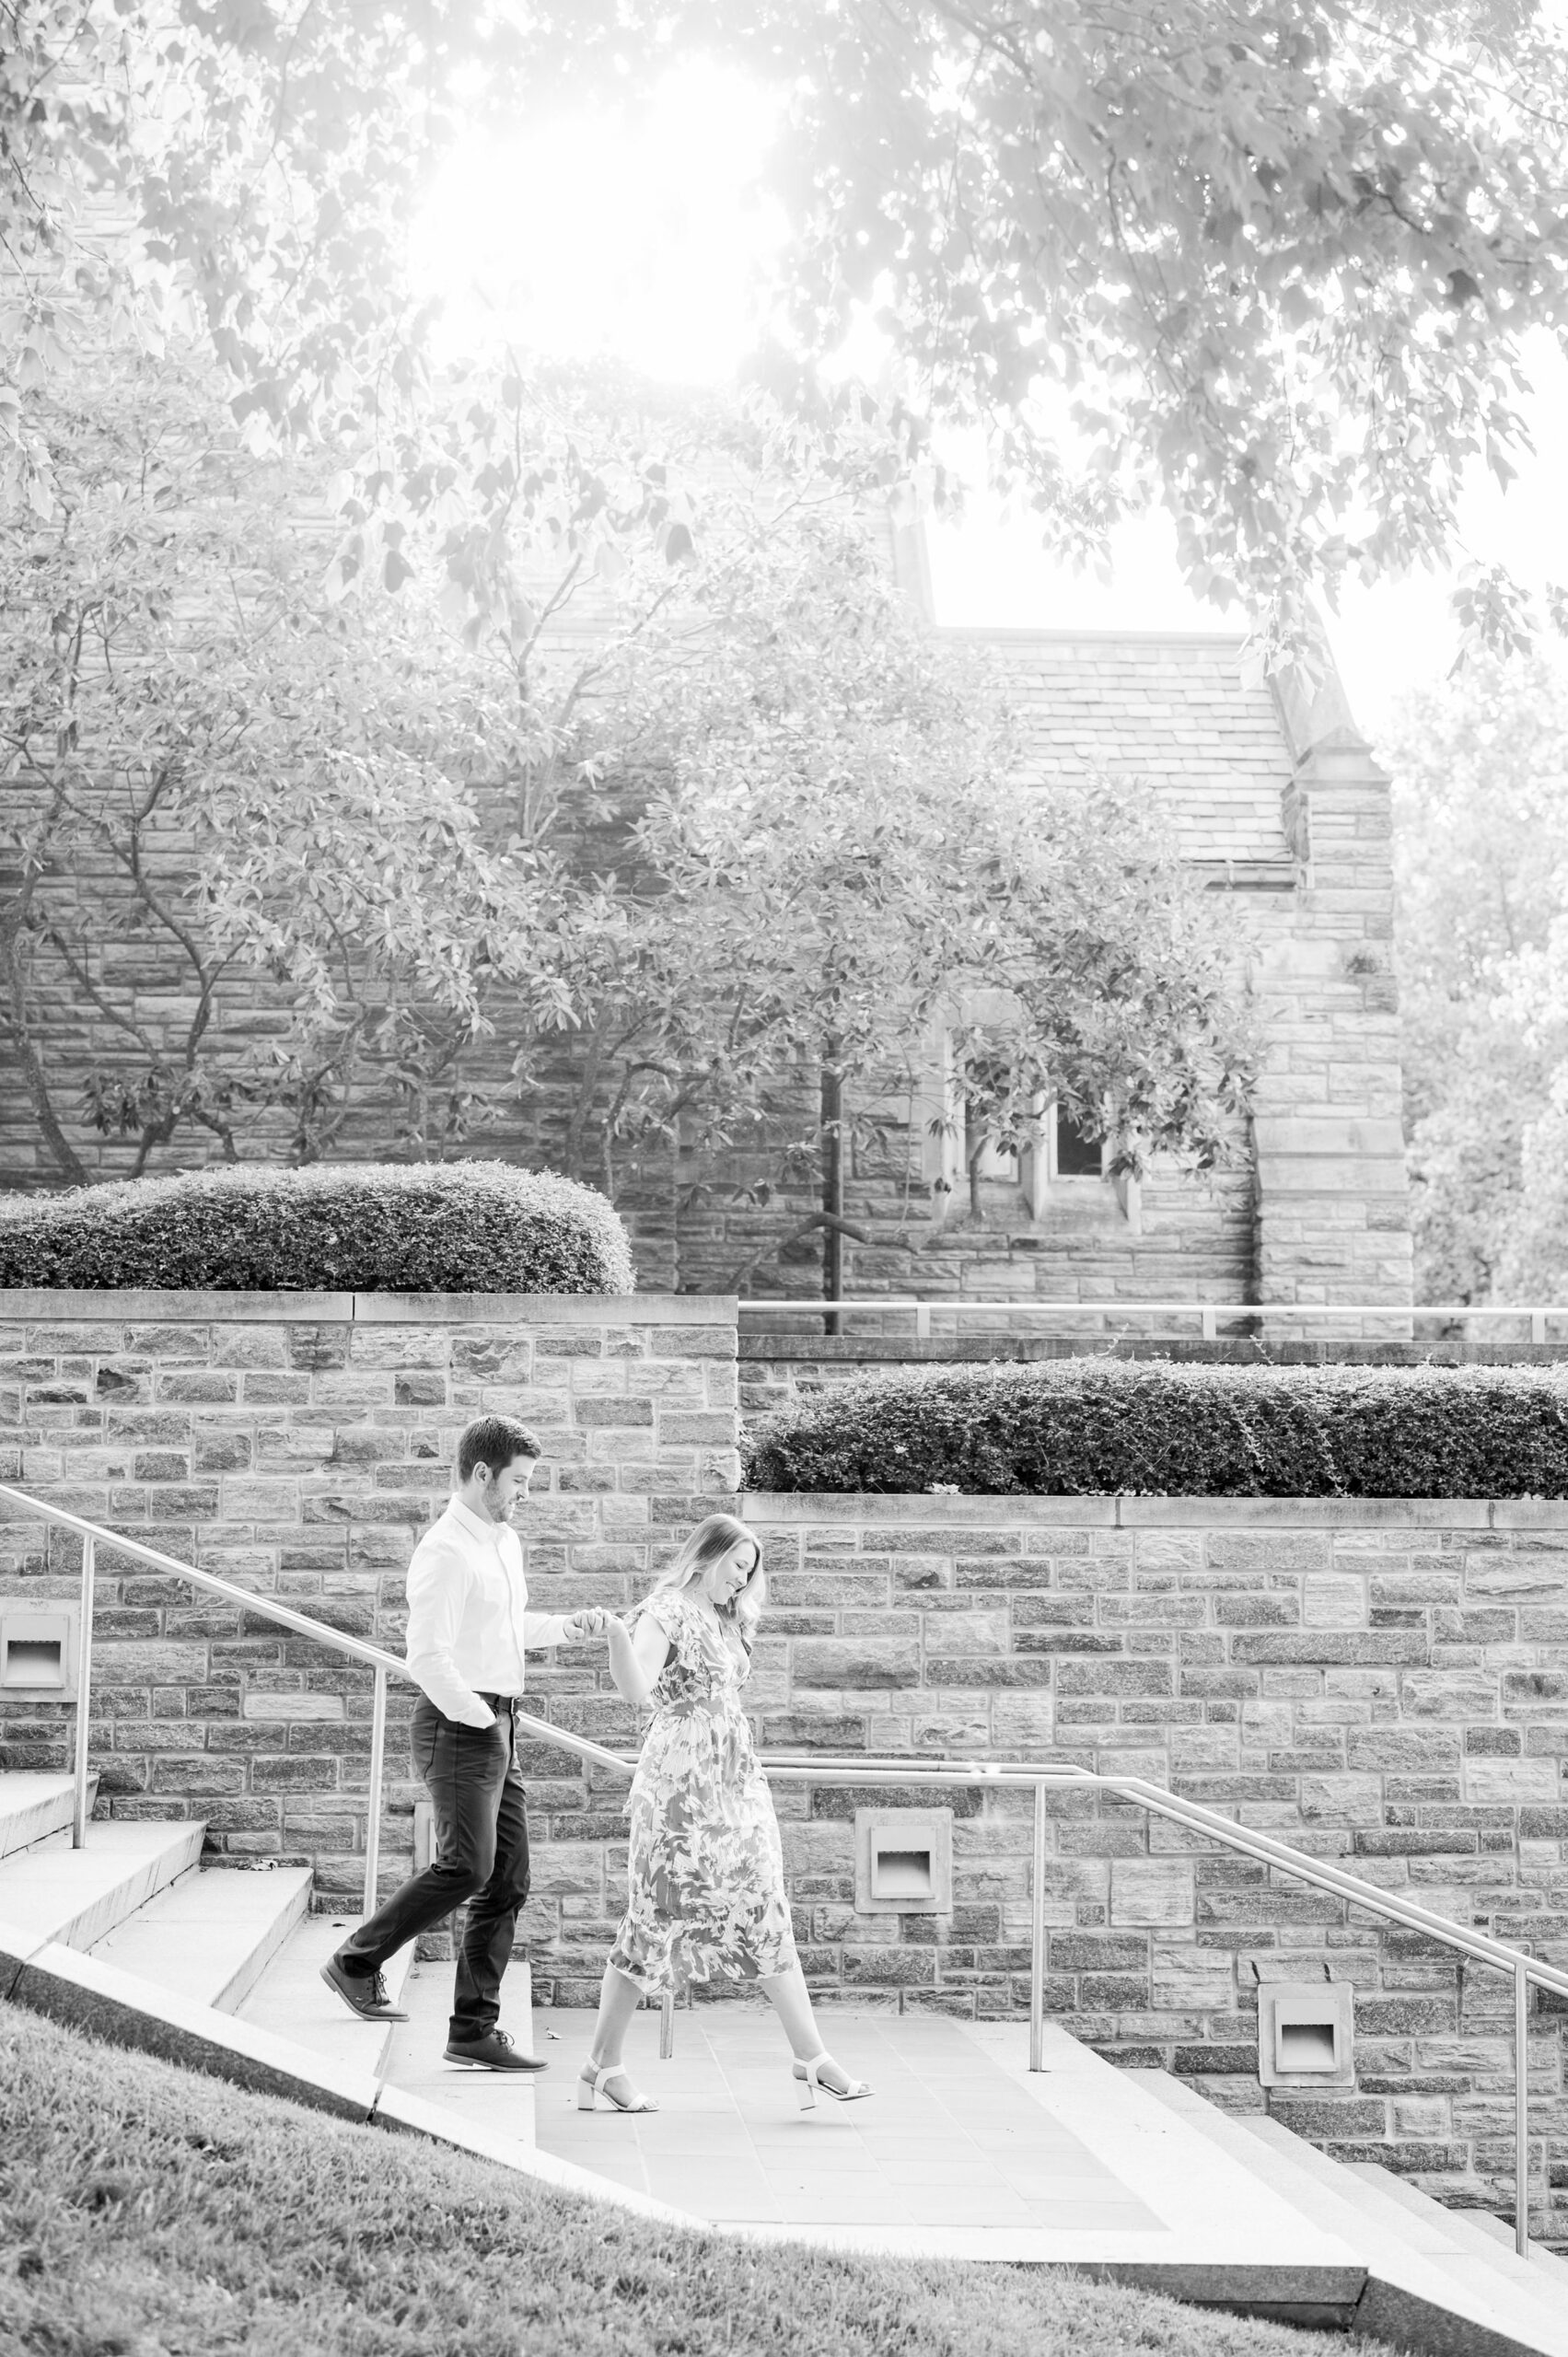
(1, 520), (1412, 1318)
(665, 567), (1413, 1318)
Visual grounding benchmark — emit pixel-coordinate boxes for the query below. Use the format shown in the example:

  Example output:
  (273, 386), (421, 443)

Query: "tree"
(0, 330), (913, 1191)
(2, 329), (1252, 1303)
(520, 0), (1568, 656)
(1381, 653), (1568, 1300)
(0, 340), (571, 1181)
(17, 3), (1568, 660)
(545, 507), (1252, 1286)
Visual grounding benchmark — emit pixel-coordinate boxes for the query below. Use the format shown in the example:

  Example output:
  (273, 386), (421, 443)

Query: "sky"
(412, 60), (1568, 749)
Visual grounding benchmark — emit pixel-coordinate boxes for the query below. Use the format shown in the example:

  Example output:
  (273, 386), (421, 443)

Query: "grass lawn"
(0, 1997), (1395, 2357)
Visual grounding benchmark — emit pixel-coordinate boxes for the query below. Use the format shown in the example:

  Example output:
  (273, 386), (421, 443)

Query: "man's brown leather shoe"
(444, 2027), (548, 2073)
(320, 1955), (409, 2022)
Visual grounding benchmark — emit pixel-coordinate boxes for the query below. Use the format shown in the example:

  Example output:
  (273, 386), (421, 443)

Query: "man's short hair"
(458, 1415), (541, 1483)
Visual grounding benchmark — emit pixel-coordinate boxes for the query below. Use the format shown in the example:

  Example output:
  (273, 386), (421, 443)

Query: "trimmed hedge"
(0, 1161), (636, 1294)
(742, 1358), (1568, 1498)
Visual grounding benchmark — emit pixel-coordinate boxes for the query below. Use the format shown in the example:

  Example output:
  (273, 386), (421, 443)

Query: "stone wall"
(6, 1295), (1560, 2226)
(731, 1493), (1567, 2235)
(0, 1292), (738, 1906)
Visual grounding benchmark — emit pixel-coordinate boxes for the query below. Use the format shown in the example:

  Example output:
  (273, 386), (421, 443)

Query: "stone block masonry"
(0, 1291), (739, 1910)
(734, 1493), (1565, 2235)
(3, 1293), (1562, 2230)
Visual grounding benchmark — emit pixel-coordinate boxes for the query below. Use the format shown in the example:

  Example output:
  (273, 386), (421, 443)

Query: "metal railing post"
(659, 1990), (675, 2060)
(362, 1665), (387, 1918)
(72, 1533), (95, 1849)
(1028, 1780), (1047, 2070)
(1516, 1962), (1530, 2257)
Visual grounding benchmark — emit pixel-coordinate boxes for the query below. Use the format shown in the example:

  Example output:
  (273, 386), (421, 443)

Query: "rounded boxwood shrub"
(742, 1358), (1568, 1498)
(0, 1161), (636, 1295)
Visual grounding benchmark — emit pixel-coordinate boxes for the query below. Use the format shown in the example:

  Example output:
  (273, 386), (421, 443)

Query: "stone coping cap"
(738, 1338), (1568, 1365)
(935, 624), (1248, 647)
(739, 1492), (1568, 1530)
(0, 1290), (736, 1324)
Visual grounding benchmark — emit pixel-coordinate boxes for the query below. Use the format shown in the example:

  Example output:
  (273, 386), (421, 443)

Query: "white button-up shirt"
(404, 1496), (571, 1728)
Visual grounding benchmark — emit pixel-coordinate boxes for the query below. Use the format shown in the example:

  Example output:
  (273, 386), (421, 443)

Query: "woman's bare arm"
(607, 1614), (670, 1708)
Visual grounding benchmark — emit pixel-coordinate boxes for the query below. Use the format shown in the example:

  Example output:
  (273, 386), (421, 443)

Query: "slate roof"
(941, 627), (1294, 866)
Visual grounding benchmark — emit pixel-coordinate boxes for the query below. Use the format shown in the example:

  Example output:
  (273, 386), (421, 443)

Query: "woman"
(576, 1513), (872, 2115)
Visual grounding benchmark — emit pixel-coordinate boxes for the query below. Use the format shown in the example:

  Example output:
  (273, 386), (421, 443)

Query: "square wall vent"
(1258, 1980), (1356, 2088)
(0, 1604), (80, 1701)
(854, 1807), (953, 1916)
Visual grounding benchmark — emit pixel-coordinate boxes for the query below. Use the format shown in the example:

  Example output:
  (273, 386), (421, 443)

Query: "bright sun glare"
(412, 64), (785, 386)
(412, 61), (1568, 739)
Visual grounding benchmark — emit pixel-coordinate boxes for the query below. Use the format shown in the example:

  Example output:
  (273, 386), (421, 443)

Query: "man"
(321, 1412), (608, 2071)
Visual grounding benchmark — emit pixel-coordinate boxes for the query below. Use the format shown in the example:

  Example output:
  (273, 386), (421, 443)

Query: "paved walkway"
(535, 2005), (1157, 2237)
(526, 2003), (1360, 2276)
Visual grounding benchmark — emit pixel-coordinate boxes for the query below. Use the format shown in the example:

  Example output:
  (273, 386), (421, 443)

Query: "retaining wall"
(731, 1492), (1568, 2234)
(2, 1295), (1563, 2229)
(0, 1291), (738, 1907)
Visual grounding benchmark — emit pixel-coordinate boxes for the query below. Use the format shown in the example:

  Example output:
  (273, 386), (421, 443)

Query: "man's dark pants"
(338, 1692), (529, 2043)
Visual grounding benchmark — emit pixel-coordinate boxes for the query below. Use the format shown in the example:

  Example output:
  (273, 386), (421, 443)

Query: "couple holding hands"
(321, 1414), (871, 2114)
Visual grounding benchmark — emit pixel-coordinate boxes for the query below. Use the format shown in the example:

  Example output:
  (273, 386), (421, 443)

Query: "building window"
(916, 1008), (1140, 1231)
(1053, 1103), (1103, 1178)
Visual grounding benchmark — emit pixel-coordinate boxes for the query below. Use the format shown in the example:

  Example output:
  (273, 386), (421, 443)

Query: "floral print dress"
(608, 1588), (796, 1996)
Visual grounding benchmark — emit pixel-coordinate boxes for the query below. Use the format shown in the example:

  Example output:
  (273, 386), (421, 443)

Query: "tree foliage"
(1, 334), (1251, 1291)
(558, 510), (1252, 1239)
(0, 342), (574, 1178)
(1, 0), (939, 651)
(521, 0), (1568, 654)
(2, 0), (1270, 1276)
(7, 3), (1568, 651)
(1383, 653), (1568, 1301)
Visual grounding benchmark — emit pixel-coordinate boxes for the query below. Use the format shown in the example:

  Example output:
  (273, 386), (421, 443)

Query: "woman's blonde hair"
(650, 1512), (766, 1643)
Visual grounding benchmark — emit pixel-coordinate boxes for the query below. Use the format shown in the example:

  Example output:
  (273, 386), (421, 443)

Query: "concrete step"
(0, 1819), (204, 1955)
(1339, 2159), (1568, 2297)
(0, 1772), (93, 1861)
(1445, 2195), (1568, 2286)
(1244, 2122), (1568, 2340)
(1129, 2073), (1568, 2357)
(1271, 2132), (1568, 2353)
(238, 1911), (419, 2081)
(4, 1922), (690, 2226)
(377, 1960), (539, 2157)
(90, 1865), (312, 2014)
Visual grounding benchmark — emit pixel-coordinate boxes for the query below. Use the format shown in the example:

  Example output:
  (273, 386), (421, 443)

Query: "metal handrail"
(761, 1753), (1568, 1995)
(737, 1299), (1567, 1342)
(0, 1484), (631, 1906)
(1, 1478), (1557, 2254)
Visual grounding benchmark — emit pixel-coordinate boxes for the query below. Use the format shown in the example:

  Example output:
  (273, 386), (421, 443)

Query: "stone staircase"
(0, 1774), (642, 2211)
(1, 1773), (1564, 2354)
(1132, 2067), (1568, 2355)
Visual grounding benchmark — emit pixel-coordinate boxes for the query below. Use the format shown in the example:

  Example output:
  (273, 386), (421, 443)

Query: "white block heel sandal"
(577, 2061), (658, 2114)
(793, 2053), (873, 2111)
